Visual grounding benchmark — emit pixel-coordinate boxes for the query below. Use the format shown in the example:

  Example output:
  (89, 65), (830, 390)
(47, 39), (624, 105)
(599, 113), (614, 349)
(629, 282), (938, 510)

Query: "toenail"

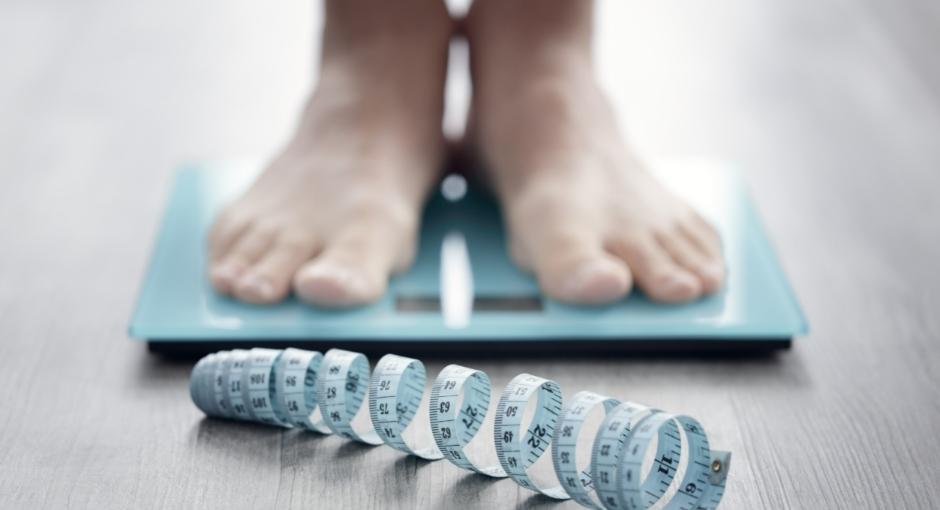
(665, 272), (699, 294)
(211, 265), (238, 287)
(333, 267), (372, 297)
(704, 264), (724, 283)
(212, 266), (231, 281)
(562, 260), (624, 299)
(299, 265), (374, 300)
(217, 262), (245, 279)
(699, 264), (724, 288)
(240, 274), (274, 301)
(563, 264), (595, 297)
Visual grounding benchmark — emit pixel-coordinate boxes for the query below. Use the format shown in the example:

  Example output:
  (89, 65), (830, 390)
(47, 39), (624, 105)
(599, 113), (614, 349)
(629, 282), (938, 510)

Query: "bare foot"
(208, 0), (452, 307)
(465, 0), (725, 304)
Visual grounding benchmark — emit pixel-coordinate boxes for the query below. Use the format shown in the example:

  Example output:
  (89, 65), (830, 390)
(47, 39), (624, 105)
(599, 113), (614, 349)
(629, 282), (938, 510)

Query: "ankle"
(323, 0), (454, 56)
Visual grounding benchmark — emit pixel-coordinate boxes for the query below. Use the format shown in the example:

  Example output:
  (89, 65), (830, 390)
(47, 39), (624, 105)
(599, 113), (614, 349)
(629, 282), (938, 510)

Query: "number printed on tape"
(191, 348), (731, 509)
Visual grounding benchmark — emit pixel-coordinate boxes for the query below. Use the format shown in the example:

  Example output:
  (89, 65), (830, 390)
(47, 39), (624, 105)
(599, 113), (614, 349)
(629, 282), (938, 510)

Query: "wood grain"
(0, 0), (938, 508)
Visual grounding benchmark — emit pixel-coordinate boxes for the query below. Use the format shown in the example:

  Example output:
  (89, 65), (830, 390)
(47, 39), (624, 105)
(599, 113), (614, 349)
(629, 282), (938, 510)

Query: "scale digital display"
(395, 295), (544, 312)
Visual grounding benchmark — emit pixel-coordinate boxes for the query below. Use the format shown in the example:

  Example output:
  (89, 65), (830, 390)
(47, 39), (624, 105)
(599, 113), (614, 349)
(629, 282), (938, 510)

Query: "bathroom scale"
(130, 159), (806, 356)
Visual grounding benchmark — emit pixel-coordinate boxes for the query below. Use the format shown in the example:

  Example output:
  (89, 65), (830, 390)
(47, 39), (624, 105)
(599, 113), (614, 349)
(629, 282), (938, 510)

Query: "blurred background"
(2, 0), (938, 311)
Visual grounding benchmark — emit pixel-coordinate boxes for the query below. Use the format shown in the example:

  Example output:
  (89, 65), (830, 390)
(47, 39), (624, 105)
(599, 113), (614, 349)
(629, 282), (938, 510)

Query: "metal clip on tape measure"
(191, 348), (731, 509)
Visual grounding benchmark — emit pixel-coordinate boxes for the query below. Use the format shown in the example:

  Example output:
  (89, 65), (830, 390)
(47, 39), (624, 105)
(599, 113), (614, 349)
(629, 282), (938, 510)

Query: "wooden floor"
(1, 0), (939, 508)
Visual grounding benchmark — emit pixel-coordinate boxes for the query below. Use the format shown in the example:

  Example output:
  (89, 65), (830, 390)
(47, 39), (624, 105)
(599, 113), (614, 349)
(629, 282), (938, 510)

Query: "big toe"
(537, 251), (632, 305)
(293, 262), (384, 307)
(292, 218), (412, 308)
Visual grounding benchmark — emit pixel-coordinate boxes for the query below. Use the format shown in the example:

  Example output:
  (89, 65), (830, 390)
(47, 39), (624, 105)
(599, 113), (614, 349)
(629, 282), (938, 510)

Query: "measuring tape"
(191, 348), (730, 509)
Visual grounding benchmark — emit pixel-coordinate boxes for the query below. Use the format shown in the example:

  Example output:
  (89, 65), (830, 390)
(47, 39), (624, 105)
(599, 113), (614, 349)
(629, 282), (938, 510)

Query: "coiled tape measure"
(191, 348), (731, 509)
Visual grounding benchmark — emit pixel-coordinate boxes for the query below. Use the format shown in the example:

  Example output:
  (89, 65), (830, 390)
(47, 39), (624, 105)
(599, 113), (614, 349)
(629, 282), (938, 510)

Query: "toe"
(209, 224), (277, 296)
(233, 233), (319, 304)
(609, 235), (703, 303)
(293, 211), (415, 307)
(529, 232), (632, 304)
(209, 262), (243, 296)
(656, 230), (724, 294)
(207, 204), (251, 262)
(680, 213), (723, 258)
(293, 263), (379, 307)
(551, 254), (632, 304)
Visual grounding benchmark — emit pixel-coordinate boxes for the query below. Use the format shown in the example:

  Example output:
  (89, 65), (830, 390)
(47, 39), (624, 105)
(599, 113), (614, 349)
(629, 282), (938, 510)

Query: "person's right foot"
(208, 0), (452, 307)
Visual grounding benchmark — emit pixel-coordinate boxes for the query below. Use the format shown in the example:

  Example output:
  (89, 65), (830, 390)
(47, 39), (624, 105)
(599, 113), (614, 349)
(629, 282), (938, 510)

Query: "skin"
(463, 0), (725, 304)
(208, 0), (725, 307)
(208, 0), (452, 306)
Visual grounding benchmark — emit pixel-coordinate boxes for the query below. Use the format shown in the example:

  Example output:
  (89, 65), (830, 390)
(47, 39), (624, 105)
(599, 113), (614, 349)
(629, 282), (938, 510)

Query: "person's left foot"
(464, 0), (725, 304)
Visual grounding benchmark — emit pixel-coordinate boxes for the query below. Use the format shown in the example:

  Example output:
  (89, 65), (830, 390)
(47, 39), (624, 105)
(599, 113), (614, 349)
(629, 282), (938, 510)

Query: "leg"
(464, 0), (725, 304)
(208, 0), (453, 306)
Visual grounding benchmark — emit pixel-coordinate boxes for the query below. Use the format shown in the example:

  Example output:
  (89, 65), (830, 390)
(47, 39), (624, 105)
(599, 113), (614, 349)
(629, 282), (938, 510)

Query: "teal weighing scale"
(130, 159), (806, 355)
